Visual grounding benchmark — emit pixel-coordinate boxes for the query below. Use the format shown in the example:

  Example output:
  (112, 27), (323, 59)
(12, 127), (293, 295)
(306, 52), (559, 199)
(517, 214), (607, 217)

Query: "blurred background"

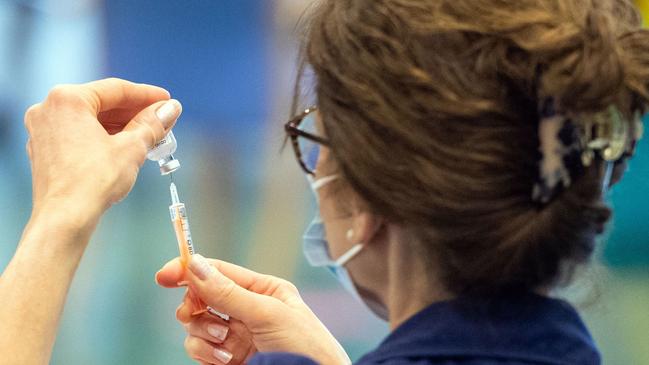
(0, 0), (648, 364)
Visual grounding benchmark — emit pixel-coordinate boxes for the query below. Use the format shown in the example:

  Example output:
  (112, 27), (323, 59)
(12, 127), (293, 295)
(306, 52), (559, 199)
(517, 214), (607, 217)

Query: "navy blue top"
(248, 293), (600, 365)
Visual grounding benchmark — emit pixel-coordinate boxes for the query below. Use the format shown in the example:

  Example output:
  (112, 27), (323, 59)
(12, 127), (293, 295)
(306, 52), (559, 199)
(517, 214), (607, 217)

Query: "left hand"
(156, 255), (351, 365)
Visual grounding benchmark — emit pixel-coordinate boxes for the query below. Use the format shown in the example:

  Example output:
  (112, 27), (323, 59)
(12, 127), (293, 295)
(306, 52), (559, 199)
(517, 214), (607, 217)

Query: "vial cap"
(159, 156), (181, 175)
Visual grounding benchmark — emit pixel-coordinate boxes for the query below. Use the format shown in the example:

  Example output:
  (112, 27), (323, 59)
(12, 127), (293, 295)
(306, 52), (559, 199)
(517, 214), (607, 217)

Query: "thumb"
(121, 98), (182, 150)
(186, 254), (282, 324)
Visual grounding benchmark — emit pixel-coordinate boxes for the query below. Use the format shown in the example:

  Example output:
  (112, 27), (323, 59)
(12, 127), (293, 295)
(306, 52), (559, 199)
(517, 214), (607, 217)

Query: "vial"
(147, 131), (181, 175)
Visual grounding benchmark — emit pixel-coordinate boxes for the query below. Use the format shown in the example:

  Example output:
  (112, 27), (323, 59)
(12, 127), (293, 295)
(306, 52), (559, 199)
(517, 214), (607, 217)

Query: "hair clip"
(532, 98), (583, 204)
(583, 105), (628, 163)
(532, 99), (644, 205)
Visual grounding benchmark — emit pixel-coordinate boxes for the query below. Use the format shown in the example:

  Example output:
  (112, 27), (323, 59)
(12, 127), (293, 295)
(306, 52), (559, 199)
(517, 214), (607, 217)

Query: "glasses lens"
(297, 112), (320, 173)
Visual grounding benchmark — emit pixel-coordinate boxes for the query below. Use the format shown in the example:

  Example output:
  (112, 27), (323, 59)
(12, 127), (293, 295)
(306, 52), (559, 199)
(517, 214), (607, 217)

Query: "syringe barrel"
(167, 197), (226, 319)
(169, 203), (196, 265)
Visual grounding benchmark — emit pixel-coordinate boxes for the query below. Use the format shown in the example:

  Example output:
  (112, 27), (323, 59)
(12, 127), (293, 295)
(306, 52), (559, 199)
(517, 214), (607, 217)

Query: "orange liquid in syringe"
(169, 183), (208, 316)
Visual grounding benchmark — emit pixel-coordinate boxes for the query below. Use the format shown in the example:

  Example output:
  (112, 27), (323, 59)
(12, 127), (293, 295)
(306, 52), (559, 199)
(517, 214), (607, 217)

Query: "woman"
(155, 0), (649, 364)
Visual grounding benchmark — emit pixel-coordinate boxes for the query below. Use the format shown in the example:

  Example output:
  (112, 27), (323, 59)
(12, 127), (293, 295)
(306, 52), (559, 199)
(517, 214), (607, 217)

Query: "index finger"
(81, 78), (170, 114)
(156, 257), (267, 291)
(156, 257), (289, 297)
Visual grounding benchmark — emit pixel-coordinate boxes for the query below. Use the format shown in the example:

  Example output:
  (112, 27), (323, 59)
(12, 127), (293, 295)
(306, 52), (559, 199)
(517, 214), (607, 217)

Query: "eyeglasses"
(284, 106), (330, 175)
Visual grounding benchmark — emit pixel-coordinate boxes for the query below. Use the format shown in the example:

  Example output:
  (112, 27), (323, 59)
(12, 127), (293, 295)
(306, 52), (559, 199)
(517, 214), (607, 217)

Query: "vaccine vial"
(147, 131), (180, 175)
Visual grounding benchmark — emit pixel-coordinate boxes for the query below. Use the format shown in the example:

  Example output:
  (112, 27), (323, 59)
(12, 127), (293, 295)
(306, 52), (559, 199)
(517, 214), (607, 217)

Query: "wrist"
(27, 197), (103, 244)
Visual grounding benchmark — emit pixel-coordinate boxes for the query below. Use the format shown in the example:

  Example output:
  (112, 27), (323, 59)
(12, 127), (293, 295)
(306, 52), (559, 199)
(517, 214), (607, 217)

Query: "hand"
(175, 290), (257, 365)
(156, 255), (351, 365)
(24, 78), (181, 226)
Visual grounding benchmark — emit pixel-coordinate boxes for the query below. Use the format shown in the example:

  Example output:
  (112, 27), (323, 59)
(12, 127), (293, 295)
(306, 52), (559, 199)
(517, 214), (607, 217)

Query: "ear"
(347, 210), (384, 247)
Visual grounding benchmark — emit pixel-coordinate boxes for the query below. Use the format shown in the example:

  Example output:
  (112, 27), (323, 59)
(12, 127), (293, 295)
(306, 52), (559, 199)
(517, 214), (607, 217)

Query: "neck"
(385, 229), (452, 330)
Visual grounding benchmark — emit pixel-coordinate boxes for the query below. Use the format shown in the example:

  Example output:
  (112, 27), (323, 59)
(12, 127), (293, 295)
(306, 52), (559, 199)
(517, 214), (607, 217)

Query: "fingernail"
(155, 99), (181, 128)
(207, 323), (229, 342)
(189, 254), (215, 280)
(213, 348), (233, 364)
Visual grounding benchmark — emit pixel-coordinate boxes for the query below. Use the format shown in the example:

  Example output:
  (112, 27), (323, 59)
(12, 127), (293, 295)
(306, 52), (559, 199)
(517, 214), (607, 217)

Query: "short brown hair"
(298, 0), (649, 294)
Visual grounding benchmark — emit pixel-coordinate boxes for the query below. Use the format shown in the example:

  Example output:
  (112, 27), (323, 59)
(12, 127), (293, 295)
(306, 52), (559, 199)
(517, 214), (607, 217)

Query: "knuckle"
(106, 77), (128, 95)
(24, 103), (39, 120)
(257, 273), (274, 287)
(103, 77), (121, 83)
(183, 336), (205, 362)
(183, 335), (196, 351)
(212, 281), (237, 309)
(103, 77), (128, 87)
(280, 279), (299, 294)
(48, 84), (70, 99)
(23, 103), (40, 131)
(267, 275), (299, 295)
(102, 76), (128, 95)
(177, 307), (190, 324)
(47, 84), (82, 105)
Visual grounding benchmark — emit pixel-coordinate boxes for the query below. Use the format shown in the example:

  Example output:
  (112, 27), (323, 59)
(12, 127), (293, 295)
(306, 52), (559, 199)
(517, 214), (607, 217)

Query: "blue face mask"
(302, 175), (389, 320)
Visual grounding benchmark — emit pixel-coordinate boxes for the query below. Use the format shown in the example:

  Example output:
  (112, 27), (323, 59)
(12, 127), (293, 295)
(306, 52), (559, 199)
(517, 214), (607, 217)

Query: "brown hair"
(297, 0), (649, 295)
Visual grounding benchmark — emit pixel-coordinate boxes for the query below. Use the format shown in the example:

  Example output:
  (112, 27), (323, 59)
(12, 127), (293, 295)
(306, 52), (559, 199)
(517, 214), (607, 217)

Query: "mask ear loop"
(335, 244), (364, 266)
(310, 174), (339, 190)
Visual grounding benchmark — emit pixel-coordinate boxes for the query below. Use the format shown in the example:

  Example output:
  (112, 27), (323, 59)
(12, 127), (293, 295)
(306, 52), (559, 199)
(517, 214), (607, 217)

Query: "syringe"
(169, 182), (196, 265)
(169, 182), (229, 320)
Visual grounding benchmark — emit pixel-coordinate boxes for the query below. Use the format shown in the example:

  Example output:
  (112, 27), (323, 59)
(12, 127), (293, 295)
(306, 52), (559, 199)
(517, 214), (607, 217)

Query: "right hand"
(156, 255), (351, 365)
(24, 78), (182, 226)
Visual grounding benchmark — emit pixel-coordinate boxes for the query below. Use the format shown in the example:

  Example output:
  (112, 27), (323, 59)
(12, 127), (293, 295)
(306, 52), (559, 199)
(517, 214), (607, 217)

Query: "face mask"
(302, 175), (388, 320)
